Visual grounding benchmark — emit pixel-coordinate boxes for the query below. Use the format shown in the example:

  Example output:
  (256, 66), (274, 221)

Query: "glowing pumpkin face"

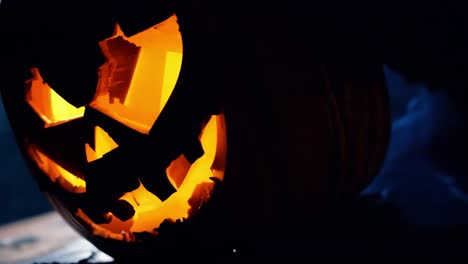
(1, 1), (392, 259)
(19, 14), (227, 242)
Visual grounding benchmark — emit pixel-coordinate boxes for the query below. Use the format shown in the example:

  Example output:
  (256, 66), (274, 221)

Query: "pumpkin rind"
(0, 0), (390, 259)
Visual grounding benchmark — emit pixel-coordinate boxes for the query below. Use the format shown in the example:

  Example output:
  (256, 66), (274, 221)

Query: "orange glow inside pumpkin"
(90, 15), (183, 135)
(24, 14), (227, 241)
(84, 115), (225, 236)
(27, 145), (86, 193)
(29, 114), (226, 239)
(84, 126), (119, 162)
(25, 68), (85, 127)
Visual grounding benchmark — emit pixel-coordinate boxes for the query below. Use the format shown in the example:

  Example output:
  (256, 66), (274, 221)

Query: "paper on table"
(0, 212), (113, 264)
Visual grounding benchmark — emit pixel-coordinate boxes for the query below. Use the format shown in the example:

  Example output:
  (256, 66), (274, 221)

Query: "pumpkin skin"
(1, 0), (390, 259)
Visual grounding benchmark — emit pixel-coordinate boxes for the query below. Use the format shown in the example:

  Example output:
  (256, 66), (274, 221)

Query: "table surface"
(2, 204), (468, 263)
(0, 212), (114, 264)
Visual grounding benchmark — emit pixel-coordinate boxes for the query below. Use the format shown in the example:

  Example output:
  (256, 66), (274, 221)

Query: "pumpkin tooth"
(138, 170), (176, 201)
(182, 138), (204, 164)
(166, 154), (191, 189)
(86, 210), (113, 225)
(84, 148), (141, 195)
(109, 199), (136, 222)
(78, 196), (114, 224)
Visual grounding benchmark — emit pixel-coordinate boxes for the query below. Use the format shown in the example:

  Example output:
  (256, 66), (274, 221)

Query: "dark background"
(0, 98), (52, 225)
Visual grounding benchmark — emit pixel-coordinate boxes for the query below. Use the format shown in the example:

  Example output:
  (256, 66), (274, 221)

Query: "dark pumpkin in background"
(1, 0), (391, 260)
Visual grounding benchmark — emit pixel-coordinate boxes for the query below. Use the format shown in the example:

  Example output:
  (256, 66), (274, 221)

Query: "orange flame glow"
(27, 145), (86, 193)
(25, 14), (226, 241)
(86, 115), (225, 236)
(90, 15), (183, 134)
(25, 68), (85, 127)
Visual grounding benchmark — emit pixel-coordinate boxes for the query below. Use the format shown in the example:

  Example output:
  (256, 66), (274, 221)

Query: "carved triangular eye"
(90, 15), (183, 135)
(25, 67), (85, 128)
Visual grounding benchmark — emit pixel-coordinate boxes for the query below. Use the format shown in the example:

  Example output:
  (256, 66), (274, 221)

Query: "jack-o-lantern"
(1, 0), (391, 259)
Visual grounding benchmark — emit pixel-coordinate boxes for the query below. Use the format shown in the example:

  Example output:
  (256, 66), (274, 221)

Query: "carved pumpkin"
(1, 0), (390, 259)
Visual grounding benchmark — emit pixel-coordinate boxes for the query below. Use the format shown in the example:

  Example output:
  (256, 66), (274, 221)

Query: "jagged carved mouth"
(22, 14), (227, 241)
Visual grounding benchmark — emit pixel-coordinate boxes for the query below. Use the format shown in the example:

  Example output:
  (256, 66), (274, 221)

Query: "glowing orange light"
(87, 115), (225, 236)
(85, 126), (119, 163)
(27, 145), (86, 193)
(83, 85), (226, 235)
(24, 14), (227, 241)
(90, 15), (183, 134)
(25, 68), (85, 127)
